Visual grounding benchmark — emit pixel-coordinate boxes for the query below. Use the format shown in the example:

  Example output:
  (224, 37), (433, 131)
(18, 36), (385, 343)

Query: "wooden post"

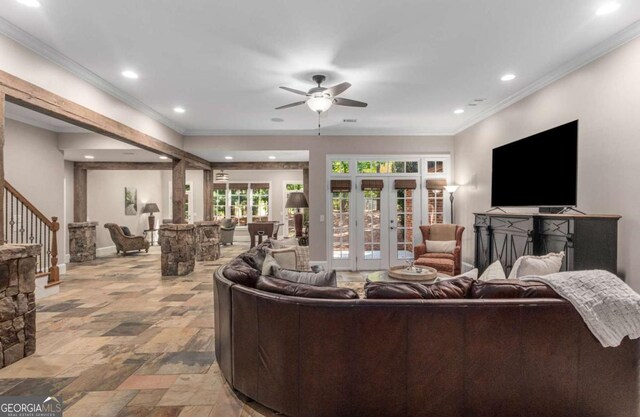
(73, 163), (87, 222)
(0, 92), (4, 244)
(203, 170), (213, 221)
(47, 216), (60, 287)
(303, 168), (309, 201)
(172, 159), (186, 224)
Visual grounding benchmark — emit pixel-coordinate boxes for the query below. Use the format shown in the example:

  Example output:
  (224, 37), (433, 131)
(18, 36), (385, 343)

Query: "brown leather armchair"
(413, 224), (464, 276)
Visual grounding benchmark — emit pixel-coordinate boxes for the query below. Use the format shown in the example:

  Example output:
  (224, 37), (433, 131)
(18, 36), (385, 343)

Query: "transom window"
(357, 160), (419, 174)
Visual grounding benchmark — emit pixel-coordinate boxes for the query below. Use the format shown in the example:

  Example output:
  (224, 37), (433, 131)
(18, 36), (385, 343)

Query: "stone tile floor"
(0, 245), (367, 417)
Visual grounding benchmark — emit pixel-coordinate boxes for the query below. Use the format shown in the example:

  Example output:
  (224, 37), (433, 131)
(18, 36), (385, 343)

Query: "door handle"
(390, 226), (395, 230)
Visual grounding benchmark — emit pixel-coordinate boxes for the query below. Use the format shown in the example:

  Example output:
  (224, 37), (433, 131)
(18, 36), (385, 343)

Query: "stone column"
(0, 244), (39, 369)
(68, 222), (98, 262)
(195, 221), (220, 262)
(159, 224), (196, 276)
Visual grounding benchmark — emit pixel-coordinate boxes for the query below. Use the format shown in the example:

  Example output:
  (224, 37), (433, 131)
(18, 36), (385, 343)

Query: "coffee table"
(367, 266), (452, 284)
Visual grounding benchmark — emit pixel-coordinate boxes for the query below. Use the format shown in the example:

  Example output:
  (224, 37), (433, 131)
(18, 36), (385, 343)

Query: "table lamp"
(142, 203), (160, 230)
(285, 192), (309, 237)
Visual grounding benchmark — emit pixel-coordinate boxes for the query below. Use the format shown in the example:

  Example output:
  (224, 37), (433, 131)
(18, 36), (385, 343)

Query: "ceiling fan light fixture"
(307, 96), (333, 113)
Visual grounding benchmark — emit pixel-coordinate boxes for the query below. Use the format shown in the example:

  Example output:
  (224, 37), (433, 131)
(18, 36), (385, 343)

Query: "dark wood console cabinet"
(474, 213), (620, 276)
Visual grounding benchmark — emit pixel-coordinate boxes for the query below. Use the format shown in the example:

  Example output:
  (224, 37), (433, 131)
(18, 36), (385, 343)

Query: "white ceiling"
(1, 0), (640, 136)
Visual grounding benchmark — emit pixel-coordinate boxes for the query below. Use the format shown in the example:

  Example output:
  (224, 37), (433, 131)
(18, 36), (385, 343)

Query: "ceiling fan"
(276, 74), (368, 113)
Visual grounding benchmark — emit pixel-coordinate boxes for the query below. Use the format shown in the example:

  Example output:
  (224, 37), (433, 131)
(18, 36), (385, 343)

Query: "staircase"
(2, 181), (60, 297)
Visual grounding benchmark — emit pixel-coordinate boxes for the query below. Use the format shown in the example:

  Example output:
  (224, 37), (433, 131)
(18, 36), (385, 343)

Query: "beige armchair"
(413, 224), (464, 276)
(104, 223), (150, 255)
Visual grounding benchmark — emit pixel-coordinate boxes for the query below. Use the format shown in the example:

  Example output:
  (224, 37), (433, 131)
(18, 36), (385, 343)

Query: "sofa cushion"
(471, 279), (560, 299)
(222, 258), (261, 287)
(426, 240), (456, 253)
(418, 253), (455, 260)
(272, 266), (337, 287)
(508, 252), (565, 279)
(257, 275), (358, 299)
(365, 276), (475, 300)
(121, 226), (132, 236)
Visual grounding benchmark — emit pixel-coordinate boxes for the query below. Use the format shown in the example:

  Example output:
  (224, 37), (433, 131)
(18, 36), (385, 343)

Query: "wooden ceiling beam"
(211, 161), (309, 170)
(0, 69), (211, 170)
(74, 161), (205, 170)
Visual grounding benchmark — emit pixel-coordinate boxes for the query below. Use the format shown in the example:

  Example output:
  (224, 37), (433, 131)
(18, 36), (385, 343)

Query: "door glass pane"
(363, 190), (382, 260)
(213, 188), (226, 220)
(396, 189), (414, 259)
(332, 192), (350, 259)
(229, 188), (248, 225)
(427, 189), (444, 224)
(251, 188), (269, 222)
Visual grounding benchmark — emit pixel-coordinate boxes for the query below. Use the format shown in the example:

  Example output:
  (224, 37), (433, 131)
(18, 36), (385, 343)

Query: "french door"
(355, 177), (420, 270)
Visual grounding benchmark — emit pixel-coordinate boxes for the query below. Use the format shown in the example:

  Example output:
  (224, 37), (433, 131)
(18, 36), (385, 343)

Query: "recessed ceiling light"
(596, 2), (620, 15)
(268, 156), (277, 160)
(121, 70), (139, 79)
(224, 156), (233, 160)
(501, 73), (516, 81)
(84, 155), (95, 160)
(159, 156), (169, 160)
(173, 107), (185, 114)
(16, 0), (40, 7)
(454, 109), (465, 114)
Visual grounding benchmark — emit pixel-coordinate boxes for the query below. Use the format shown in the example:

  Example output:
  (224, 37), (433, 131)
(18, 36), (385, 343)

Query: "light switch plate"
(320, 215), (325, 222)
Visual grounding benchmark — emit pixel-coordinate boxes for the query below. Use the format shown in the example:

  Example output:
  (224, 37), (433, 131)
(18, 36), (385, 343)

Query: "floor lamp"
(443, 185), (459, 224)
(285, 192), (309, 238)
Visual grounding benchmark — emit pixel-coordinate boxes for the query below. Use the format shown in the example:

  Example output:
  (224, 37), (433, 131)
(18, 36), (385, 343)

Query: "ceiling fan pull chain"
(318, 112), (321, 136)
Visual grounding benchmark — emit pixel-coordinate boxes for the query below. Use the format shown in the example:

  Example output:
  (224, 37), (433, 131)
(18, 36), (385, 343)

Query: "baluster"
(48, 216), (60, 286)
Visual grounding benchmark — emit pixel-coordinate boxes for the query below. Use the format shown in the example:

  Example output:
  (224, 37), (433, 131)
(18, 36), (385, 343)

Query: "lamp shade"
(444, 185), (459, 194)
(142, 203), (160, 214)
(285, 192), (309, 209)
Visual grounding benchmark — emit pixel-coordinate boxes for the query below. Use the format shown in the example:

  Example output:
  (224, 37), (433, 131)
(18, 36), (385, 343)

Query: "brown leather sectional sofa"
(214, 264), (640, 417)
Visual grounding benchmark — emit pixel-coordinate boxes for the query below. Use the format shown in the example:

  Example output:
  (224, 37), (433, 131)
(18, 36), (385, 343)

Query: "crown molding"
(0, 17), (186, 134)
(454, 19), (640, 135)
(183, 128), (455, 137)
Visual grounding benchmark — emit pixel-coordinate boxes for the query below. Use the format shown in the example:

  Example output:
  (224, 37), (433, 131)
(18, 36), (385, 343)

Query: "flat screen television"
(491, 120), (578, 207)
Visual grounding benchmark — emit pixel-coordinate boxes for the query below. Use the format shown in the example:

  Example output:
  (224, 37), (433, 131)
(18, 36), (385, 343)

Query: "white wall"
(87, 170), (165, 251)
(4, 119), (69, 267)
(454, 36), (640, 288)
(184, 135), (454, 260)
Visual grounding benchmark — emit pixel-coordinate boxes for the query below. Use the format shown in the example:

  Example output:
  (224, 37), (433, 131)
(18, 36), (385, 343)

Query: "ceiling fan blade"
(334, 97), (368, 108)
(279, 86), (308, 96)
(275, 101), (307, 110)
(325, 82), (351, 97)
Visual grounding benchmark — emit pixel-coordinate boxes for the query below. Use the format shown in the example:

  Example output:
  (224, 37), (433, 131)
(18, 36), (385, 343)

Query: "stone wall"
(195, 221), (220, 262)
(68, 222), (98, 262)
(159, 224), (196, 276)
(0, 244), (39, 369)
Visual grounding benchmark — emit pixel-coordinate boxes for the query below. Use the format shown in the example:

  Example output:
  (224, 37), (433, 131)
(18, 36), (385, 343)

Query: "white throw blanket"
(523, 270), (640, 348)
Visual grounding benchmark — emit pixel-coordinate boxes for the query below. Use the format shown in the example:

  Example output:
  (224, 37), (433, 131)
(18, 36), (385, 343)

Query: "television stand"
(558, 207), (587, 215)
(485, 207), (507, 213)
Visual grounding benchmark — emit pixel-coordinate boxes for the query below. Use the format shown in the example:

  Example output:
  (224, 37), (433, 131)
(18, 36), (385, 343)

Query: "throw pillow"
(294, 246), (312, 271)
(271, 237), (299, 249)
(261, 253), (280, 276)
(120, 226), (132, 236)
(364, 276), (475, 300)
(256, 275), (358, 299)
(478, 261), (506, 281)
(508, 252), (565, 279)
(471, 279), (560, 299)
(222, 258), (261, 287)
(239, 241), (272, 272)
(425, 240), (456, 253)
(269, 248), (298, 270)
(272, 266), (337, 287)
